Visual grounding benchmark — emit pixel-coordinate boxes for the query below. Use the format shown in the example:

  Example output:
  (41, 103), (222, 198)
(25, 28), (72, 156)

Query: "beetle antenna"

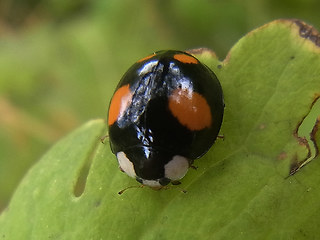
(161, 185), (188, 194)
(118, 185), (187, 195)
(176, 187), (187, 194)
(118, 185), (144, 195)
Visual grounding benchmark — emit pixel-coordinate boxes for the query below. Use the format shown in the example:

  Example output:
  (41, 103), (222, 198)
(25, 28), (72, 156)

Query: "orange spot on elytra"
(173, 54), (198, 64)
(137, 53), (155, 63)
(168, 88), (211, 130)
(108, 84), (132, 126)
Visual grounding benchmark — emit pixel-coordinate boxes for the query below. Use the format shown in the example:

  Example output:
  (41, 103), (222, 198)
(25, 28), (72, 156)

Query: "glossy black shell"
(108, 50), (224, 180)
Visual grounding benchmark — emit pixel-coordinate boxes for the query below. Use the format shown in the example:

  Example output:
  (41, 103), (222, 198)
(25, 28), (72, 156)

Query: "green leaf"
(1, 19), (320, 239)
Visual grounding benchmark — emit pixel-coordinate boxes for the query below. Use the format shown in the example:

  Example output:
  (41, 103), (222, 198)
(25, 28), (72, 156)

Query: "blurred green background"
(1, 0), (320, 212)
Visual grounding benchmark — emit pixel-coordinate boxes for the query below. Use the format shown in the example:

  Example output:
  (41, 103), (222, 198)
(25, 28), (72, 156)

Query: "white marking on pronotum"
(164, 155), (189, 181)
(116, 151), (136, 178)
(142, 179), (162, 188)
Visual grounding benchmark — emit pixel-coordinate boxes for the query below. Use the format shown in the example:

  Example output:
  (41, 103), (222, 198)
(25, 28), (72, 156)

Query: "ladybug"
(108, 50), (224, 189)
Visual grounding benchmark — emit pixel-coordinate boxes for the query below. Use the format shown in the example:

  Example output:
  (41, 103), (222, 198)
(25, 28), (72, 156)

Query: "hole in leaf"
(73, 157), (93, 197)
(290, 96), (320, 175)
(73, 139), (100, 197)
(299, 97), (320, 157)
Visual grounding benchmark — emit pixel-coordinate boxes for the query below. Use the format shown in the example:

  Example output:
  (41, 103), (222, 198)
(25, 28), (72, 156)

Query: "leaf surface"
(1, 19), (320, 240)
